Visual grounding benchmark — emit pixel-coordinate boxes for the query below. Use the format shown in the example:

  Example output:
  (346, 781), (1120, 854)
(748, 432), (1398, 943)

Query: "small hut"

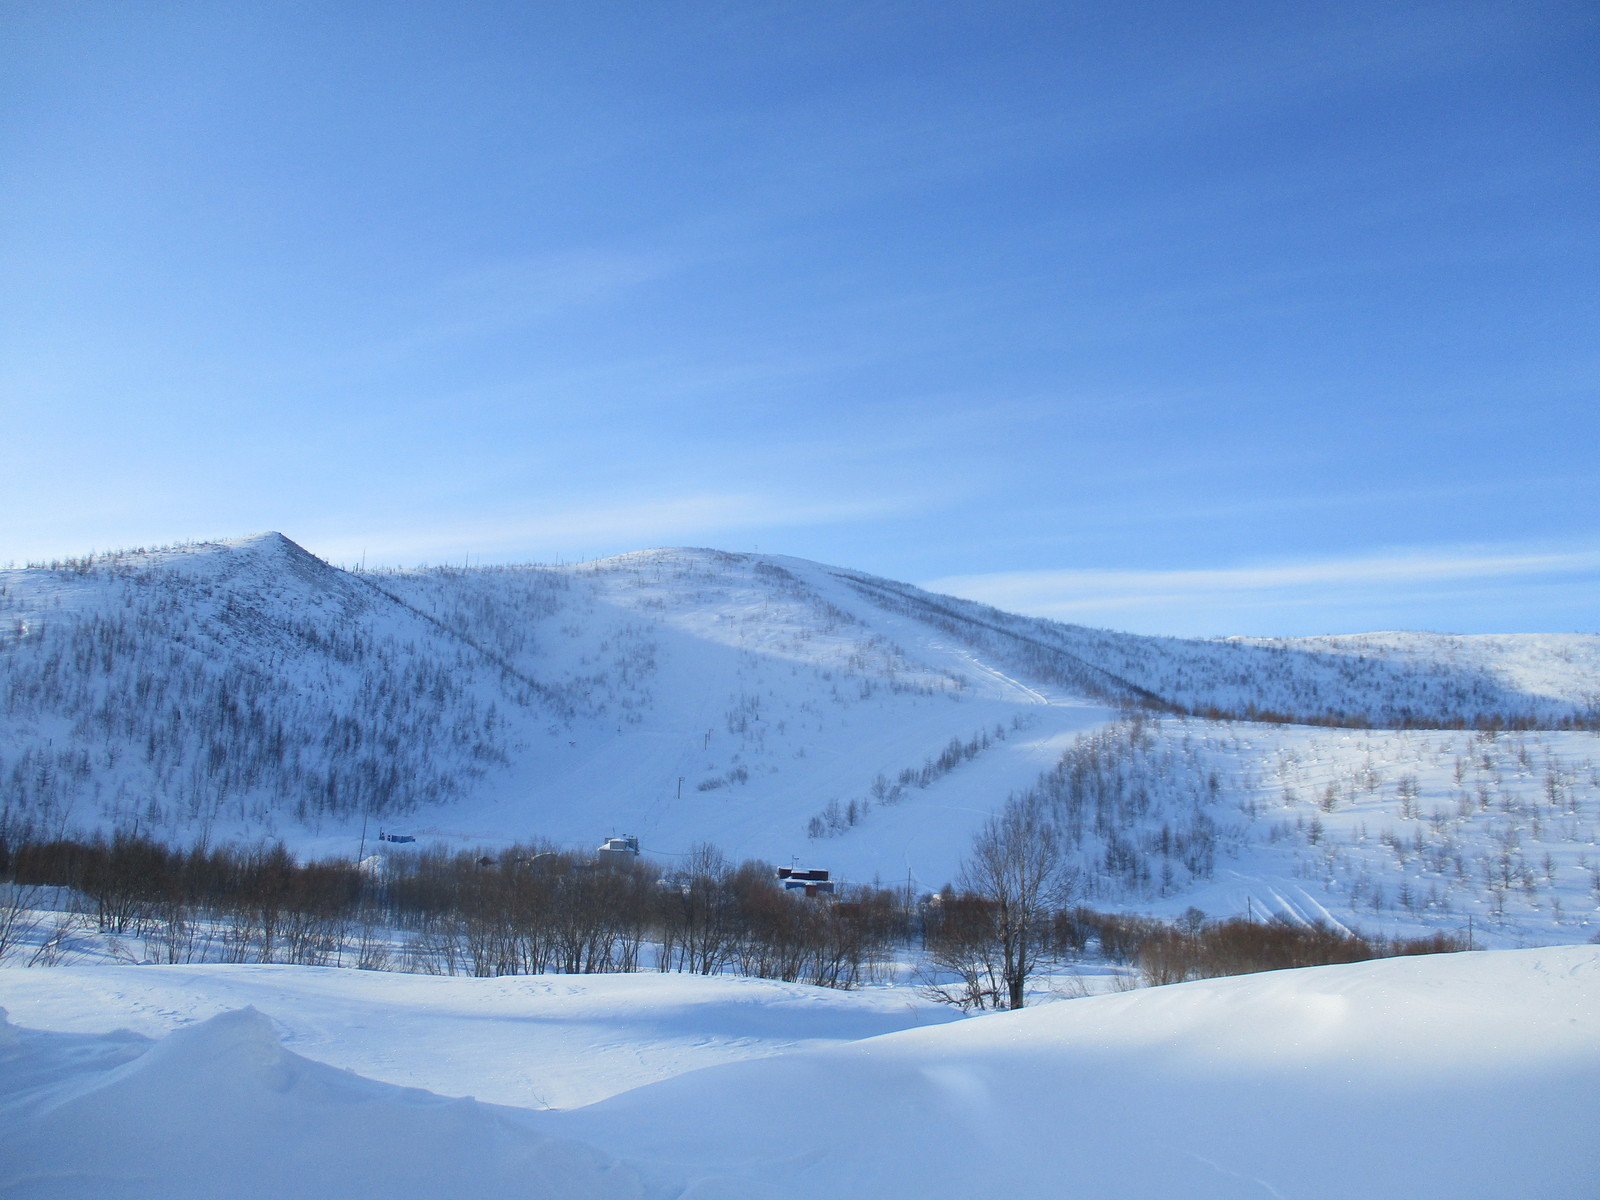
(777, 866), (836, 896)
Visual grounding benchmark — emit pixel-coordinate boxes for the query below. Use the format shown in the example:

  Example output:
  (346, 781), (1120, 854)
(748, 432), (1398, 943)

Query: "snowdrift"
(3, 948), (1595, 1199)
(555, 945), (1600, 1199)
(0, 1007), (642, 1200)
(0, 964), (960, 1109)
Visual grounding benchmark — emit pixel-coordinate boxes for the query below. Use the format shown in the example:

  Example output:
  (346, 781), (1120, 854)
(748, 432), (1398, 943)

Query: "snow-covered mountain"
(0, 533), (534, 835)
(2, 533), (1596, 943)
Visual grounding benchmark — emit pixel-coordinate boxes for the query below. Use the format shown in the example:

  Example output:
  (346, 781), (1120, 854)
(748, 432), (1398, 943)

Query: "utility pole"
(676, 776), (684, 800)
(1246, 895), (1253, 923)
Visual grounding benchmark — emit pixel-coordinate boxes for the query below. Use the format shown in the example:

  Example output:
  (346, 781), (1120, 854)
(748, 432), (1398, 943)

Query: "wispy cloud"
(310, 491), (919, 566)
(436, 248), (682, 329)
(305, 246), (690, 384)
(923, 547), (1600, 633)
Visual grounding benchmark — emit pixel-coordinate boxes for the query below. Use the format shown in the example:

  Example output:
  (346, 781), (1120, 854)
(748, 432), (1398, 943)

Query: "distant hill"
(2, 533), (1596, 945)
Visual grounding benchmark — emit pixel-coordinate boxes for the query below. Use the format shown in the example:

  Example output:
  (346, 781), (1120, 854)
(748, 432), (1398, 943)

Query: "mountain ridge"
(2, 532), (1597, 945)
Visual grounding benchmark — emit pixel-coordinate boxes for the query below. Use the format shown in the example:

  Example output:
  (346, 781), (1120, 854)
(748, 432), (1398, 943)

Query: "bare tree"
(952, 799), (1073, 1009)
(921, 889), (1006, 1011)
(660, 843), (737, 974)
(0, 882), (45, 964)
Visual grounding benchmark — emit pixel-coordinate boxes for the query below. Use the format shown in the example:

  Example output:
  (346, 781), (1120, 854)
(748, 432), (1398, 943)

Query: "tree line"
(0, 824), (1470, 1000)
(0, 832), (906, 988)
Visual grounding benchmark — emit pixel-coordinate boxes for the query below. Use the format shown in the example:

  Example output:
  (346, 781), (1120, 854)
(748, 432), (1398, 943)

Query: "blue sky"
(3, 1), (1595, 635)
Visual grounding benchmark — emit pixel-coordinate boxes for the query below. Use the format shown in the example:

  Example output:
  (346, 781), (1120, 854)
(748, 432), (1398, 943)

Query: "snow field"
(553, 946), (1600, 1198)
(0, 1007), (646, 1200)
(0, 964), (959, 1109)
(2, 947), (1595, 1198)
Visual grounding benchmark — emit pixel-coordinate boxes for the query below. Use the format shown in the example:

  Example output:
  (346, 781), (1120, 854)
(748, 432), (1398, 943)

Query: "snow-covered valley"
(3, 531), (1598, 1196)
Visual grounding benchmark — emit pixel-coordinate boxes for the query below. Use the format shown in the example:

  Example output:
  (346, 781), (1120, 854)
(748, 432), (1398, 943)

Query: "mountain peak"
(222, 531), (312, 558)
(211, 531), (341, 581)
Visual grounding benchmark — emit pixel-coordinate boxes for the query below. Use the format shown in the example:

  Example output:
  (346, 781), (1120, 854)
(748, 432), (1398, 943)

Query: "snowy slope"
(1210, 722), (1600, 946)
(1, 537), (1121, 887)
(0, 964), (958, 1109)
(553, 945), (1600, 1199)
(2, 947), (1595, 1199)
(2, 533), (1596, 919)
(1009, 717), (1600, 947)
(0, 1007), (645, 1200)
(839, 568), (1600, 726)
(1236, 630), (1600, 708)
(0, 533), (537, 836)
(362, 547), (1113, 887)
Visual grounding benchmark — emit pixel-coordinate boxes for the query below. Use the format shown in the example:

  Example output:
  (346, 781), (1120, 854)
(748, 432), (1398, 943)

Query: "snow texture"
(0, 964), (958, 1109)
(2, 947), (1596, 1198)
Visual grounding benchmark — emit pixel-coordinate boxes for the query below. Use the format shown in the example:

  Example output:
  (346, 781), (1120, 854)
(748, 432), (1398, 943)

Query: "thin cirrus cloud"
(923, 547), (1600, 627)
(307, 490), (918, 566)
(311, 247), (691, 381)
